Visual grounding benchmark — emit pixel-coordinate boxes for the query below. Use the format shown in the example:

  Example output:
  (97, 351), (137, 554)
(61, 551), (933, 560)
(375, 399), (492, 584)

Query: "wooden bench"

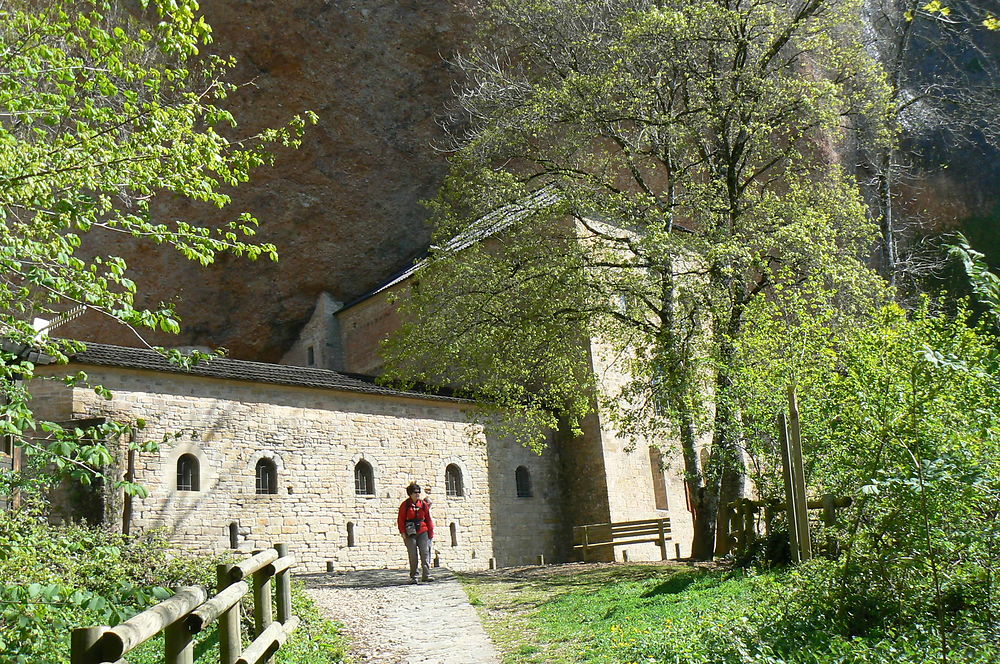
(572, 517), (672, 562)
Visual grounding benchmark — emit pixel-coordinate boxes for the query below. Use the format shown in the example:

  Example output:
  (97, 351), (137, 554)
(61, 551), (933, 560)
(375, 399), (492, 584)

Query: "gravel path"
(302, 569), (501, 664)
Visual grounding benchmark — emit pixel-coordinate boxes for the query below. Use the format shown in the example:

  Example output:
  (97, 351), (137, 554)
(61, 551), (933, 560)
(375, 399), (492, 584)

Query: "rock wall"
(68, 0), (474, 361)
(62, 0), (997, 363)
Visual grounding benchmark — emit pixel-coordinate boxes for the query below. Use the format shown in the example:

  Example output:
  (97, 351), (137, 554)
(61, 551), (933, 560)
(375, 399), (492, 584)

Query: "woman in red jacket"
(398, 483), (434, 584)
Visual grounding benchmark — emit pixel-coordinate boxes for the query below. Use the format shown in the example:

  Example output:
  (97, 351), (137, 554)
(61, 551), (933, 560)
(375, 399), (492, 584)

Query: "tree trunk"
(876, 149), (897, 285)
(710, 298), (748, 557)
(677, 411), (718, 561)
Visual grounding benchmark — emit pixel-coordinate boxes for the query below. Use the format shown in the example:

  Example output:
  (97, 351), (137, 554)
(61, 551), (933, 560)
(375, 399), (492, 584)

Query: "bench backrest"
(572, 517), (671, 545)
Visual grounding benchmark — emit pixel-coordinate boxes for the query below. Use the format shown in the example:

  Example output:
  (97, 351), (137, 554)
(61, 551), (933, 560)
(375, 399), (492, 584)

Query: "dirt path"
(302, 568), (501, 664)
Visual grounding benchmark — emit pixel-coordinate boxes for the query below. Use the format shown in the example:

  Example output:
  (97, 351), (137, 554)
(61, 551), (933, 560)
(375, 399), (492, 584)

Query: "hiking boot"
(421, 575), (433, 583)
(409, 577), (419, 585)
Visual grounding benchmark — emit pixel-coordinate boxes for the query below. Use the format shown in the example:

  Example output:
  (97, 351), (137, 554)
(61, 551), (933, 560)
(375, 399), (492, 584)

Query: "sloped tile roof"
(52, 341), (469, 404)
(340, 186), (563, 311)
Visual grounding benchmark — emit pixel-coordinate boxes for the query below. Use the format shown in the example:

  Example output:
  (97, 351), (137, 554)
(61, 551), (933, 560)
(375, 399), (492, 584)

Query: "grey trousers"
(405, 532), (432, 579)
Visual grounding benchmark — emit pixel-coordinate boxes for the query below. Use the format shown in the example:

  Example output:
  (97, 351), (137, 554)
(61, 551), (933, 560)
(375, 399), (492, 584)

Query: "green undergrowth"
(0, 508), (348, 664)
(124, 579), (348, 664)
(459, 561), (999, 664)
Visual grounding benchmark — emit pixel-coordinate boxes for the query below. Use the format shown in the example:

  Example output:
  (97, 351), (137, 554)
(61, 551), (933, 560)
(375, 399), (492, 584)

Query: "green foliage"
(0, 0), (315, 495)
(0, 506), (216, 663)
(0, 506), (347, 664)
(382, 0), (890, 557)
(462, 562), (999, 664)
(733, 282), (1000, 658)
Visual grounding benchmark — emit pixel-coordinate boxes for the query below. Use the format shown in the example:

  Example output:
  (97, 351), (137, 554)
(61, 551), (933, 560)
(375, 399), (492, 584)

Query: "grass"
(457, 561), (1000, 664)
(457, 561), (718, 664)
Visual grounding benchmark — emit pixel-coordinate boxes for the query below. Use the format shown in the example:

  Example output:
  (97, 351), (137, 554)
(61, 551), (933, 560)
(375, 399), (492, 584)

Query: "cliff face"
(70, 0), (473, 361)
(66, 1), (998, 359)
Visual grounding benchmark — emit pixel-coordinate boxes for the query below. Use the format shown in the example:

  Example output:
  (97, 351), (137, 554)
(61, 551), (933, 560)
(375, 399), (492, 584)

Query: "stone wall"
(335, 284), (407, 375)
(29, 365), (564, 572)
(586, 339), (697, 560)
(280, 292), (345, 371)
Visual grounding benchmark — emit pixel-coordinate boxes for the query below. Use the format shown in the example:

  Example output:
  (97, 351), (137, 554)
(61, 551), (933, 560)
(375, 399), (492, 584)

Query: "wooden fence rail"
(71, 543), (298, 664)
(572, 517), (672, 562)
(721, 495), (853, 556)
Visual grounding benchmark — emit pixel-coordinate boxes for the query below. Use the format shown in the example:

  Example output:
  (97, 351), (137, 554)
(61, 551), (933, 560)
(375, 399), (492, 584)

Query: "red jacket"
(397, 498), (434, 539)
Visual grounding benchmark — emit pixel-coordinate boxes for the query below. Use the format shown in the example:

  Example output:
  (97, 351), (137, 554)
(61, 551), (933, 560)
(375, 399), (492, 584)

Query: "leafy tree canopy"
(382, 0), (893, 558)
(0, 0), (315, 494)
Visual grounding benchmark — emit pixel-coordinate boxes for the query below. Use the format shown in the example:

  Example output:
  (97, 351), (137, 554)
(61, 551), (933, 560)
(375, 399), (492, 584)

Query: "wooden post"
(536, 554), (545, 566)
(274, 544), (292, 625)
(164, 615), (194, 664)
(742, 498), (756, 549)
(787, 387), (812, 561)
(122, 447), (135, 536)
(71, 626), (108, 664)
(11, 444), (22, 510)
(582, 525), (590, 563)
(218, 564), (242, 664)
(777, 412), (802, 563)
(657, 519), (668, 561)
(763, 501), (775, 536)
(822, 494), (837, 527)
(621, 550), (629, 563)
(729, 502), (742, 552)
(488, 557), (496, 570)
(717, 500), (731, 553)
(674, 542), (682, 560)
(252, 553), (274, 639)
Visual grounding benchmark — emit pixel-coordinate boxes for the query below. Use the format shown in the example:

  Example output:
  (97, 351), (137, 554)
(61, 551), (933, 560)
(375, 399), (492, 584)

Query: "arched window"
(354, 460), (374, 495)
(228, 522), (239, 549)
(515, 466), (532, 498)
(450, 522), (458, 547)
(445, 464), (464, 497)
(255, 458), (277, 495)
(176, 454), (199, 491)
(347, 522), (356, 547)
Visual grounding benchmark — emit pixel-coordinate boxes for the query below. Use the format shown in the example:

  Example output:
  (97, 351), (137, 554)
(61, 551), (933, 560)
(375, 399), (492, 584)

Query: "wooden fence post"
(164, 606), (194, 664)
(252, 551), (274, 641)
(787, 387), (812, 561)
(582, 525), (590, 563)
(822, 494), (837, 526)
(275, 544), (292, 625)
(742, 498), (756, 549)
(218, 563), (242, 664)
(777, 412), (802, 563)
(657, 519), (668, 560)
(71, 626), (107, 664)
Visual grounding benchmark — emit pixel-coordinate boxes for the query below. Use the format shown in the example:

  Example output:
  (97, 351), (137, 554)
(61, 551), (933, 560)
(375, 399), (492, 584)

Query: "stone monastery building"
(27, 225), (696, 573)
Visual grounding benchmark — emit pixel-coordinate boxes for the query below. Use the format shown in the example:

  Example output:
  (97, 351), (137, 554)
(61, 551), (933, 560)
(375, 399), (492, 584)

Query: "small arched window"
(354, 460), (375, 496)
(255, 458), (277, 495)
(176, 454), (200, 492)
(515, 466), (532, 498)
(347, 522), (356, 548)
(450, 522), (458, 547)
(445, 464), (464, 497)
(228, 522), (240, 549)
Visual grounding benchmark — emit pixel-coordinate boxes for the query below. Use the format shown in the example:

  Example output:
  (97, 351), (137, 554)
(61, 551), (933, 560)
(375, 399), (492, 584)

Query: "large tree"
(0, 0), (314, 496)
(382, 0), (889, 559)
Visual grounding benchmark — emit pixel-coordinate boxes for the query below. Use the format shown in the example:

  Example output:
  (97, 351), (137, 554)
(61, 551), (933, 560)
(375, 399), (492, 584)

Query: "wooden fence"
(720, 495), (853, 556)
(572, 517), (673, 562)
(71, 544), (298, 664)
